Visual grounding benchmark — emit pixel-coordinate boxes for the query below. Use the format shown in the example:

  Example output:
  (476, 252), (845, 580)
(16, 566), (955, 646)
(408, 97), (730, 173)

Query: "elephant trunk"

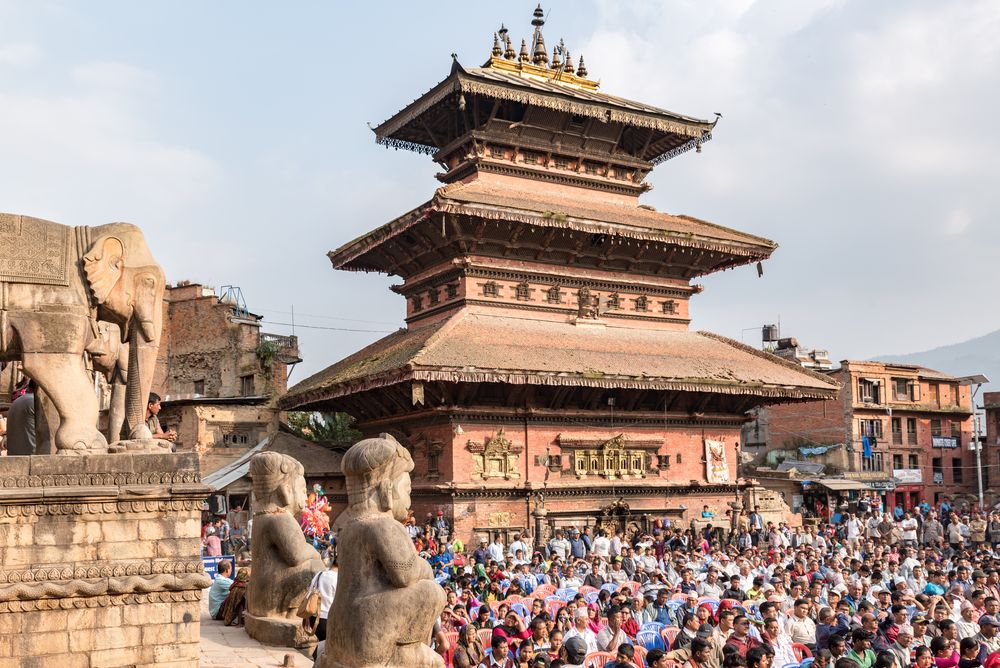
(125, 324), (151, 439)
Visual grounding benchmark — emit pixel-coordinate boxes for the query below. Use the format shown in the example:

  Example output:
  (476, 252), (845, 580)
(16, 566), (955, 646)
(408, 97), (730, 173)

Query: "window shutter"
(910, 383), (921, 401)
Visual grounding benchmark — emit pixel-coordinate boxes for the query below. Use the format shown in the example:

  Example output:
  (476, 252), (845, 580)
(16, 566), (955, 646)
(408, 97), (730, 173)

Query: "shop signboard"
(892, 468), (923, 484)
(932, 436), (958, 449)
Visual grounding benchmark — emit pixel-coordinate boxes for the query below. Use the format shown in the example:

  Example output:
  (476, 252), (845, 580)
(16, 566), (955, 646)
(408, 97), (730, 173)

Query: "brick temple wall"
(0, 452), (209, 667)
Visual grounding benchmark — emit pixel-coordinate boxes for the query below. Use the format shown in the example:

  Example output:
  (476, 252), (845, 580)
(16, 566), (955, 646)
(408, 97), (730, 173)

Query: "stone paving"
(199, 593), (314, 668)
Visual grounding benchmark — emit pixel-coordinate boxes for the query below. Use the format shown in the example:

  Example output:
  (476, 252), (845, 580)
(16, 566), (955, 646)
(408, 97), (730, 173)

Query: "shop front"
(801, 478), (871, 521)
(888, 468), (924, 510)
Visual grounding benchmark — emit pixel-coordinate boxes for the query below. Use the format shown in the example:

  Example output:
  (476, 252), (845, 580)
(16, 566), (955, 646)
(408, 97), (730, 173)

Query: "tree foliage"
(287, 411), (361, 444)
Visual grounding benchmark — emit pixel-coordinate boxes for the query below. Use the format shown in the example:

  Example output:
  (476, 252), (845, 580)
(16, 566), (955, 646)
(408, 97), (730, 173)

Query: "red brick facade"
(763, 361), (977, 508)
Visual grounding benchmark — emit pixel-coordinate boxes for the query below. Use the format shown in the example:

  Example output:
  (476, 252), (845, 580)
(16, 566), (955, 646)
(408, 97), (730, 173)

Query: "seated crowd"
(407, 503), (1000, 668)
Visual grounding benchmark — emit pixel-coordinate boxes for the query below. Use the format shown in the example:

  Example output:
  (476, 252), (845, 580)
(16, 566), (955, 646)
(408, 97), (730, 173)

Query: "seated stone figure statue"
(245, 452), (324, 648)
(322, 434), (445, 668)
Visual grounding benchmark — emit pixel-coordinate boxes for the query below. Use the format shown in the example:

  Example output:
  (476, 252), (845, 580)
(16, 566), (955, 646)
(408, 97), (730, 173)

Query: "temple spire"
(551, 39), (563, 70)
(519, 39), (529, 64)
(564, 50), (574, 74)
(531, 5), (548, 66)
(491, 32), (502, 58)
(576, 54), (588, 78)
(504, 34), (516, 60)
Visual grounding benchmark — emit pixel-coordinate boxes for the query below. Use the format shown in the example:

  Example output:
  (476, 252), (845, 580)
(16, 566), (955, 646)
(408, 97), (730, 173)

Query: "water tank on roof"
(762, 324), (779, 342)
(776, 337), (799, 350)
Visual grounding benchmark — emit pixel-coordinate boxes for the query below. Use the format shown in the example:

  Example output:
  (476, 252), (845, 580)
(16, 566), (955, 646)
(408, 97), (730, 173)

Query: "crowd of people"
(400, 500), (1000, 668)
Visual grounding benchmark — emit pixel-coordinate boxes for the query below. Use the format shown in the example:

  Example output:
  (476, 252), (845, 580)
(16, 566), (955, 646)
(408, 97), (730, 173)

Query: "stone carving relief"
(572, 434), (646, 479)
(576, 286), (599, 319)
(322, 434), (445, 668)
(466, 429), (523, 481)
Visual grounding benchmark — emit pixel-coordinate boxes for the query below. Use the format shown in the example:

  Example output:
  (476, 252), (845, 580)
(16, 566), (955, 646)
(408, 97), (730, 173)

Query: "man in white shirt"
(488, 536), (505, 564)
(548, 530), (571, 561)
(785, 598), (817, 647)
(508, 533), (530, 559)
(592, 530), (611, 559)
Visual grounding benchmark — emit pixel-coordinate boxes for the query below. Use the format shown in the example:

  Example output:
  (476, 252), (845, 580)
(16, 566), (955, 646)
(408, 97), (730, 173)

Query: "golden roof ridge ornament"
(481, 9), (598, 90)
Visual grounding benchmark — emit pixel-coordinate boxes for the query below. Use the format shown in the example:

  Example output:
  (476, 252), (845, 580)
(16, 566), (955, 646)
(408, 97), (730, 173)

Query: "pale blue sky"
(2, 1), (998, 382)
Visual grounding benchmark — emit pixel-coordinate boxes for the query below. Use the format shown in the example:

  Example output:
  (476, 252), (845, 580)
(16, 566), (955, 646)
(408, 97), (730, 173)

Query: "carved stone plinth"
(0, 452), (210, 666)
(245, 613), (316, 651)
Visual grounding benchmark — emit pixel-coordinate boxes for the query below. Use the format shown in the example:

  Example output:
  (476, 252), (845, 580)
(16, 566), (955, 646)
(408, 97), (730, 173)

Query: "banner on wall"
(704, 439), (730, 484)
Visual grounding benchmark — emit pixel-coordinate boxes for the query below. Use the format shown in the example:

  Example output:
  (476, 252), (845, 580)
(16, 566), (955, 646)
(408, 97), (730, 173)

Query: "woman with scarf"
(219, 567), (250, 626)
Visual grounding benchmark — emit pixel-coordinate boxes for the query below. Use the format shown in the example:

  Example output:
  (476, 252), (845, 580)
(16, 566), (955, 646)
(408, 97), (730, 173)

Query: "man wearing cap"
(563, 606), (598, 654)
(911, 614), (934, 647)
(886, 624), (913, 668)
(972, 614), (1000, 660)
(559, 635), (588, 668)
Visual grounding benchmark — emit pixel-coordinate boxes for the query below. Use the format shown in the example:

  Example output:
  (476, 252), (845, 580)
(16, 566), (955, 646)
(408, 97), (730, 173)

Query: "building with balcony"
(141, 282), (302, 473)
(759, 360), (976, 510)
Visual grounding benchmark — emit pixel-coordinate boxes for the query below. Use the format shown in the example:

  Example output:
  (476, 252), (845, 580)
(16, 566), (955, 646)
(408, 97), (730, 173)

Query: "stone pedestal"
(245, 613), (316, 651)
(0, 452), (210, 667)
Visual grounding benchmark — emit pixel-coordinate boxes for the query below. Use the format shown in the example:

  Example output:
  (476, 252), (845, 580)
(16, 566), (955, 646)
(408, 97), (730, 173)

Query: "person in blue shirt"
(569, 531), (587, 559)
(208, 560), (234, 619)
(650, 589), (674, 625)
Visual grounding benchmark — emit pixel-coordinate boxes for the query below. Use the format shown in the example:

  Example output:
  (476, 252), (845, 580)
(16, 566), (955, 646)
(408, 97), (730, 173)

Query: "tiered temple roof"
(283, 6), (839, 416)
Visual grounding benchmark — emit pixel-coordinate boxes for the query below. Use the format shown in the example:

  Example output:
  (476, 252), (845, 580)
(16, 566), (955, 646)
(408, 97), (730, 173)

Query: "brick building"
(982, 391), (1000, 503)
(280, 10), (838, 543)
(760, 360), (977, 510)
(138, 282), (300, 473)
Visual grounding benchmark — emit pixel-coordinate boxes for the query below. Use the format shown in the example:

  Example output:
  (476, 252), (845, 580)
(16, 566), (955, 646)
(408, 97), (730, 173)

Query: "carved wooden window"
(490, 145), (505, 159)
(240, 375), (255, 396)
(427, 288), (439, 306)
(659, 454), (671, 468)
(523, 151), (544, 166)
(483, 281), (499, 298)
(635, 295), (649, 312)
(446, 284), (458, 299)
(661, 300), (676, 314)
(547, 286), (562, 304)
(193, 379), (205, 395)
(516, 282), (530, 300)
(584, 162), (599, 175)
(607, 293), (621, 310)
(412, 295), (423, 311)
(554, 156), (569, 169)
(676, 453), (683, 464)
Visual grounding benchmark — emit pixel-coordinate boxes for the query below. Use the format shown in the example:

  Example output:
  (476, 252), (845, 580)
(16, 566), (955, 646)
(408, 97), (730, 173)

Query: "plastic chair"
(556, 588), (578, 601)
(584, 651), (618, 668)
(633, 645), (647, 667)
(801, 658), (815, 668)
(661, 626), (681, 648)
(792, 644), (813, 661)
(672, 592), (689, 601)
(536, 584), (556, 597)
(511, 603), (530, 620)
(545, 599), (565, 618)
(781, 663), (801, 668)
(579, 585), (598, 596)
(601, 583), (619, 593)
(636, 630), (667, 651)
(584, 591), (600, 604)
(640, 621), (665, 634)
(443, 631), (458, 667)
(477, 628), (494, 647)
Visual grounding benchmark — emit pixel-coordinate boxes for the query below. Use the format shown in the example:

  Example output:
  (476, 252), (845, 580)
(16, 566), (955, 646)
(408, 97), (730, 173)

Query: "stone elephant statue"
(0, 213), (166, 454)
(91, 321), (128, 444)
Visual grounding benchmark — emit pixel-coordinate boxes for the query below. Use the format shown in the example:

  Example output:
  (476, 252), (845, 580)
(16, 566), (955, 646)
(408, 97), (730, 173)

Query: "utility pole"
(958, 374), (989, 510)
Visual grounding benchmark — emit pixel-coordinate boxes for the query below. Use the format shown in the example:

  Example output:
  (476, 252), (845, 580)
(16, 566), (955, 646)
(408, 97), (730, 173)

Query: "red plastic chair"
(443, 631), (458, 667)
(633, 645), (648, 667)
(477, 628), (494, 647)
(585, 651), (618, 668)
(662, 626), (681, 648)
(793, 644), (813, 661)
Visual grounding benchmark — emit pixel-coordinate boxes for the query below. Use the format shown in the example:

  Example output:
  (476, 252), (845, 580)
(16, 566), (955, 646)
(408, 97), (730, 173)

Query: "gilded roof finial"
(576, 54), (588, 78)
(519, 39), (529, 64)
(551, 40), (562, 70)
(504, 35), (516, 60)
(492, 32), (502, 58)
(531, 4), (548, 66)
(564, 50), (574, 74)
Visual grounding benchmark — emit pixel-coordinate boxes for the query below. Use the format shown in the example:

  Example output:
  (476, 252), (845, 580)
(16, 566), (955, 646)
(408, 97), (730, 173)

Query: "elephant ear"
(83, 236), (126, 305)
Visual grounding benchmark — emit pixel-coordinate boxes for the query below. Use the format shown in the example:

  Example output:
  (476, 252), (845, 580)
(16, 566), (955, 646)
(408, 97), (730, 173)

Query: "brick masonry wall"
(0, 453), (210, 667)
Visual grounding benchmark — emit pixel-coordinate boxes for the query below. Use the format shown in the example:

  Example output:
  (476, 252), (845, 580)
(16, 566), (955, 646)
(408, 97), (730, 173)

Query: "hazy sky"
(2, 1), (998, 381)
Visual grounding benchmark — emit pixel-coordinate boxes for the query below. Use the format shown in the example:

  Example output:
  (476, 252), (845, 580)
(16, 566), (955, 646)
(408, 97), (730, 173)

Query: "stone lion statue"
(321, 434), (445, 668)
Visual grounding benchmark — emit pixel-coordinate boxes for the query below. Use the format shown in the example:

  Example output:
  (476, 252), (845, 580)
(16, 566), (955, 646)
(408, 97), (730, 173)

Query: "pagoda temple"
(281, 7), (839, 543)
